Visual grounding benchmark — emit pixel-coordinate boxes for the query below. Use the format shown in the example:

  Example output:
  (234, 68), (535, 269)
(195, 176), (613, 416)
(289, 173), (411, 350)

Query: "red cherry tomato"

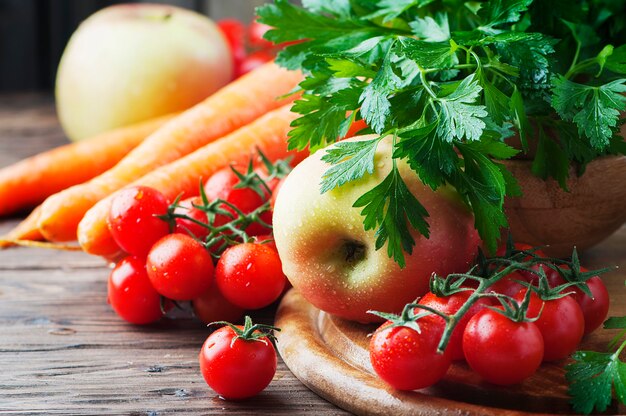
(192, 283), (245, 325)
(495, 242), (552, 282)
(107, 186), (170, 256)
(418, 291), (492, 361)
(199, 323), (277, 399)
(217, 19), (246, 79)
(247, 18), (274, 50)
(550, 265), (610, 335)
(495, 242), (546, 258)
(146, 233), (214, 301)
(204, 166), (272, 236)
(486, 270), (529, 297)
(513, 289), (584, 362)
(463, 309), (544, 385)
(369, 314), (452, 390)
(215, 243), (286, 309)
(174, 196), (210, 240)
(250, 234), (277, 252)
(570, 267), (610, 335)
(107, 256), (163, 325)
(238, 50), (275, 77)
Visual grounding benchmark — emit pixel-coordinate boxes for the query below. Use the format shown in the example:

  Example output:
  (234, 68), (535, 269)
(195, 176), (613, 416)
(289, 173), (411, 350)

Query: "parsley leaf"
(531, 127), (570, 190)
(453, 142), (515, 253)
(359, 47), (397, 134)
(353, 163), (430, 268)
(551, 76), (626, 149)
(436, 74), (488, 142)
(288, 93), (351, 152)
(364, 0), (435, 24)
(606, 44), (626, 75)
(567, 316), (626, 415)
(394, 120), (455, 189)
(566, 351), (626, 415)
(320, 137), (381, 193)
(301, 0), (351, 18)
(479, 0), (533, 31)
(410, 13), (450, 42)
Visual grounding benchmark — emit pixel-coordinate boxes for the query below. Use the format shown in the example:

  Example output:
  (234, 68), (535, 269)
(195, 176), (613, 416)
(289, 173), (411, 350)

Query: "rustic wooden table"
(1, 94), (625, 415)
(0, 94), (349, 415)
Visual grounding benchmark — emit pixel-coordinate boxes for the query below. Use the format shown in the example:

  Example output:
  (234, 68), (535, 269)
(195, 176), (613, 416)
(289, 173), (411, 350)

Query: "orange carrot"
(36, 62), (303, 242)
(77, 104), (307, 256)
(0, 113), (174, 217)
(0, 206), (44, 249)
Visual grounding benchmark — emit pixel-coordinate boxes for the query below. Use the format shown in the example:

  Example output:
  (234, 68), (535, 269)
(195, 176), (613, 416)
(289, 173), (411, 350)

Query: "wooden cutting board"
(274, 228), (626, 415)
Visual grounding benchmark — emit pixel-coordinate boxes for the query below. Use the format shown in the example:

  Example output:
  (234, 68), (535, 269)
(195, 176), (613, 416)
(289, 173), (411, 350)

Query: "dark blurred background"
(0, 0), (267, 92)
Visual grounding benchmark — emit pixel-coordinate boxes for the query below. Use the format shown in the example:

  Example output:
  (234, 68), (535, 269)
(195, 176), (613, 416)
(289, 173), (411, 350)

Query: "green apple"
(272, 136), (481, 323)
(56, 4), (232, 141)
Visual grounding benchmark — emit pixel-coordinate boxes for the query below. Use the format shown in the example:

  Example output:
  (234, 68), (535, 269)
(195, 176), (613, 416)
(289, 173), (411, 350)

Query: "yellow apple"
(272, 136), (481, 322)
(56, 4), (233, 141)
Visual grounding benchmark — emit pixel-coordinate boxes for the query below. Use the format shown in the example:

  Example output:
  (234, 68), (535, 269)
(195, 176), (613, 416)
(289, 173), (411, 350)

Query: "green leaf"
(453, 142), (512, 253)
(288, 93), (352, 152)
(320, 138), (381, 193)
(394, 120), (457, 189)
(531, 128), (570, 190)
(552, 76), (626, 149)
(605, 316), (626, 330)
(495, 33), (556, 94)
(364, 0), (435, 24)
(509, 86), (530, 152)
(606, 44), (626, 74)
(301, 0), (351, 18)
(464, 136), (520, 159)
(480, 72), (511, 126)
(353, 164), (430, 268)
(259, 0), (385, 70)
(398, 38), (458, 69)
(258, 0), (362, 43)
(479, 0), (533, 30)
(359, 46), (398, 134)
(561, 19), (601, 49)
(327, 58), (377, 78)
(566, 350), (626, 414)
(436, 74), (488, 141)
(409, 13), (450, 42)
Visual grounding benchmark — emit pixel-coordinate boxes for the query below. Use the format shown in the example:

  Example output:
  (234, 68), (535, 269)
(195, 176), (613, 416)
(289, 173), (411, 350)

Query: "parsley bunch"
(257, 0), (626, 266)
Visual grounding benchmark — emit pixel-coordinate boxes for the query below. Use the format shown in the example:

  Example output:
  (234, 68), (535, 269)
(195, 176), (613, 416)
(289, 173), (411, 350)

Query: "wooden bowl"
(504, 155), (626, 258)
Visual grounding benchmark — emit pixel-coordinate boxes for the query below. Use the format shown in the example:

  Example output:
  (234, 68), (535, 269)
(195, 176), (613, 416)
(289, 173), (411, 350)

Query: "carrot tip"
(0, 238), (83, 251)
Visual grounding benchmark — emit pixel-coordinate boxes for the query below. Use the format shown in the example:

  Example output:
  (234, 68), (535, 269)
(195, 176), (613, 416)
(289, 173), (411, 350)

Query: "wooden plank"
(0, 94), (67, 167)
(0, 256), (348, 414)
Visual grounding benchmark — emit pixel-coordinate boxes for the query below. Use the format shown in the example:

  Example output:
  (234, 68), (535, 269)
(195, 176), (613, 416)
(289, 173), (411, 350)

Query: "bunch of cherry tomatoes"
(105, 155), (288, 399)
(369, 243), (610, 390)
(217, 17), (281, 78)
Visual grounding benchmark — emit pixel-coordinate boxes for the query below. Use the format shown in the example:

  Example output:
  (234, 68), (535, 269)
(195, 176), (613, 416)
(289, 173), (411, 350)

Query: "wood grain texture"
(0, 94), (349, 415)
(275, 227), (626, 416)
(0, 247), (348, 415)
